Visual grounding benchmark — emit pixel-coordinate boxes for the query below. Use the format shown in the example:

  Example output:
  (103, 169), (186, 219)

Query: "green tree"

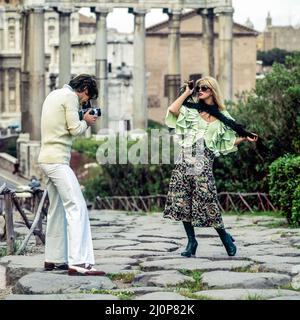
(215, 55), (300, 192)
(257, 48), (300, 66)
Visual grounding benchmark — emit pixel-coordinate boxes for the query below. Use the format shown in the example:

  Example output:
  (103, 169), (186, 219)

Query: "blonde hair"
(195, 76), (225, 111)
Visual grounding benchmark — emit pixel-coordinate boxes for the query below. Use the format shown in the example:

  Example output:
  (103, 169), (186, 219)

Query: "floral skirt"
(163, 139), (224, 228)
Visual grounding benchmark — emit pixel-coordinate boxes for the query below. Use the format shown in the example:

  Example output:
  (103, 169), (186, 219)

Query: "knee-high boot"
(215, 228), (237, 256)
(181, 221), (198, 257)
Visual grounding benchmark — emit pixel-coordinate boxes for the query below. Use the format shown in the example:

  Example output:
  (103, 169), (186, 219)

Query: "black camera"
(188, 80), (194, 90)
(78, 101), (101, 120)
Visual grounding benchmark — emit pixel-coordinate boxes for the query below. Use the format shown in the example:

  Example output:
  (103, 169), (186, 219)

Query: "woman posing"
(163, 76), (258, 257)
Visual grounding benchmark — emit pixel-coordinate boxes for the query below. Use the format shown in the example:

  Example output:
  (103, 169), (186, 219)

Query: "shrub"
(292, 185), (300, 227)
(268, 154), (300, 225)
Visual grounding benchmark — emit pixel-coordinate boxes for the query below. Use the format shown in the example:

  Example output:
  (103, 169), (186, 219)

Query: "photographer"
(38, 74), (105, 276)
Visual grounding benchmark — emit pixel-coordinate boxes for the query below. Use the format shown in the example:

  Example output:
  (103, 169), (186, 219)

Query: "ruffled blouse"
(165, 105), (238, 157)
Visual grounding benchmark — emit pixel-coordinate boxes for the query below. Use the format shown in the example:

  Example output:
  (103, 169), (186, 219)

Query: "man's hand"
(83, 109), (98, 126)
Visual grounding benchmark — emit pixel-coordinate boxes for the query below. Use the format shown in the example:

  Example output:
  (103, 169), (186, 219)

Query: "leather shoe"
(44, 262), (69, 271)
(68, 264), (106, 276)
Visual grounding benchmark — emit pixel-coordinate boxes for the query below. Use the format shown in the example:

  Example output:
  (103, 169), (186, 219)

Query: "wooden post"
(33, 193), (43, 246)
(4, 193), (15, 255)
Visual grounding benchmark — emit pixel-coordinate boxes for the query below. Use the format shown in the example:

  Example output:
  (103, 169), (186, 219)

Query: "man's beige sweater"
(38, 85), (88, 164)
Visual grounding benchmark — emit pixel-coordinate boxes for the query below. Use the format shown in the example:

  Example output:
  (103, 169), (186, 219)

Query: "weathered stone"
(6, 293), (119, 300)
(260, 263), (298, 276)
(135, 292), (193, 300)
(0, 254), (44, 286)
(0, 215), (5, 240)
(140, 258), (252, 272)
(92, 239), (140, 250)
(269, 296), (300, 300)
(194, 289), (300, 300)
(292, 274), (300, 290)
(0, 265), (6, 290)
(118, 242), (179, 252)
(249, 255), (300, 265)
(201, 271), (291, 289)
(13, 272), (116, 294)
(133, 270), (194, 287)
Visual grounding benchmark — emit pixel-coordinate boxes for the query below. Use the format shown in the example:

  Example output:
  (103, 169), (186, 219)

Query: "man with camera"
(38, 74), (105, 276)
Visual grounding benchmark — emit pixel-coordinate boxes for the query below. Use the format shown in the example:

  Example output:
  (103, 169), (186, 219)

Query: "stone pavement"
(0, 210), (300, 300)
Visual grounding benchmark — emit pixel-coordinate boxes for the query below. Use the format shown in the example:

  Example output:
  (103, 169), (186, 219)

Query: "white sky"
(80, 0), (300, 33)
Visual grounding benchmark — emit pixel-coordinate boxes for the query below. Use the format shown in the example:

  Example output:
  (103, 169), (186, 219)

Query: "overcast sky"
(80, 0), (300, 33)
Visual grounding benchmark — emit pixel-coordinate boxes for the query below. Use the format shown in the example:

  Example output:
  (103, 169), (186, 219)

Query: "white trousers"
(40, 164), (95, 266)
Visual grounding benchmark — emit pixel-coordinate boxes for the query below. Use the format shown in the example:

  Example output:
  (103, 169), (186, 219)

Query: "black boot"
(215, 228), (237, 256)
(181, 222), (198, 258)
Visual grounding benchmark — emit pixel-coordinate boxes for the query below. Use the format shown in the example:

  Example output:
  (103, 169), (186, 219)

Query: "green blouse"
(165, 105), (238, 157)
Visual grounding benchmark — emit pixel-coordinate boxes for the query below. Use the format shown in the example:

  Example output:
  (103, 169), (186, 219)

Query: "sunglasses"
(195, 85), (211, 93)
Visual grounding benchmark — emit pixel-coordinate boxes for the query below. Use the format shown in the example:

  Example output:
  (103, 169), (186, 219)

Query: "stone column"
(15, 15), (21, 52)
(15, 69), (21, 112)
(200, 8), (215, 77)
(94, 8), (109, 133)
(215, 6), (234, 101)
(0, 8), (4, 50)
(167, 9), (181, 106)
(130, 8), (147, 129)
(20, 7), (45, 140)
(4, 69), (9, 113)
(56, 8), (71, 87)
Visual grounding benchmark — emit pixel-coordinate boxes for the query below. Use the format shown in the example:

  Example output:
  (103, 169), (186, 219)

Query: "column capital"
(163, 8), (182, 16)
(92, 7), (111, 16)
(20, 6), (45, 14)
(197, 8), (214, 17)
(214, 6), (234, 15)
(128, 8), (148, 16)
(53, 6), (73, 15)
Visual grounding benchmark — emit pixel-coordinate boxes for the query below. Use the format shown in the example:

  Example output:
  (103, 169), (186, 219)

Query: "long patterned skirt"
(163, 139), (224, 228)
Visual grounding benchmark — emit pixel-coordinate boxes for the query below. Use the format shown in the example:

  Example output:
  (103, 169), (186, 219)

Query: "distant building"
(258, 12), (300, 52)
(1, 7), (259, 129)
(0, 7), (134, 132)
(146, 10), (258, 124)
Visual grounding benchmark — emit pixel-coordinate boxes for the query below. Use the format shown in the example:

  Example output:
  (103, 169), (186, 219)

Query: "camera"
(188, 81), (194, 90)
(78, 101), (101, 120)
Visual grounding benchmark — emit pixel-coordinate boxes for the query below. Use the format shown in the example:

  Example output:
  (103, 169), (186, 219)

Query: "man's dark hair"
(69, 74), (98, 100)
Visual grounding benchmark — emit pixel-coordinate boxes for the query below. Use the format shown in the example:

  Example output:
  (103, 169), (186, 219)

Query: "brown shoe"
(68, 264), (106, 276)
(44, 262), (69, 271)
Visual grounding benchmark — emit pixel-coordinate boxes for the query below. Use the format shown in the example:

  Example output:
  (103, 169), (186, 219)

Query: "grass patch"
(262, 221), (290, 229)
(86, 288), (135, 300)
(178, 289), (214, 300)
(279, 283), (300, 292)
(175, 269), (206, 292)
(107, 272), (137, 284)
(0, 247), (7, 257)
(125, 211), (147, 216)
(223, 210), (283, 218)
(0, 239), (25, 257)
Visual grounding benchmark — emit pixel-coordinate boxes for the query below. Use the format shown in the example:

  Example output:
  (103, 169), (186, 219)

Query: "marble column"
(0, 70), (2, 113)
(215, 6), (234, 101)
(0, 8), (4, 51)
(167, 10), (181, 106)
(94, 8), (109, 133)
(15, 15), (21, 52)
(15, 69), (21, 112)
(131, 9), (147, 129)
(56, 9), (71, 87)
(21, 7), (45, 140)
(201, 8), (215, 77)
(4, 69), (9, 114)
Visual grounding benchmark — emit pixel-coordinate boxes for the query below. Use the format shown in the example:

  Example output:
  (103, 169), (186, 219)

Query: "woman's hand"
(184, 81), (194, 97)
(246, 133), (258, 142)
